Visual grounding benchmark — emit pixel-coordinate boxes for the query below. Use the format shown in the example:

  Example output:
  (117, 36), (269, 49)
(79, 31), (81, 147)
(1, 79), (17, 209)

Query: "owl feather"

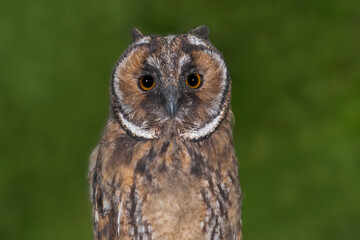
(89, 26), (242, 240)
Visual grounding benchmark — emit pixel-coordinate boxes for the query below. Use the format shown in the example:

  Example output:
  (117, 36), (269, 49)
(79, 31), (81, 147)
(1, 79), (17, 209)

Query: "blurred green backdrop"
(1, 0), (359, 239)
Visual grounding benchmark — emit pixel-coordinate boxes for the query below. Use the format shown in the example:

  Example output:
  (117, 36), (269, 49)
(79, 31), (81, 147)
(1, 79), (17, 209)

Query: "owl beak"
(163, 84), (179, 118)
(166, 99), (178, 118)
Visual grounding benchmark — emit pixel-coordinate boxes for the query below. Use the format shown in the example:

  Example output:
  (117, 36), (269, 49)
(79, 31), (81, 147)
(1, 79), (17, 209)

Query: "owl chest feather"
(91, 117), (241, 240)
(116, 137), (206, 239)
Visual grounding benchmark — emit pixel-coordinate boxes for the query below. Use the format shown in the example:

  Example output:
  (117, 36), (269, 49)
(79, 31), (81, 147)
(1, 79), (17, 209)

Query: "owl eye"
(139, 75), (155, 91)
(186, 73), (201, 89)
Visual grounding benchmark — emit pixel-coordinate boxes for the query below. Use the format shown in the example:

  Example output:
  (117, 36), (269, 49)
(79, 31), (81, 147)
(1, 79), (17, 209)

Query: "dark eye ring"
(139, 75), (155, 91)
(186, 73), (202, 89)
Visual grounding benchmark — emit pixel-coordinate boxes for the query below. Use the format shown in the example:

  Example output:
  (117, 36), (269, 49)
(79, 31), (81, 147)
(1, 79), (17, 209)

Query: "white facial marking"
(146, 56), (161, 69)
(179, 54), (191, 69)
(181, 108), (225, 140)
(188, 35), (207, 46)
(117, 111), (157, 139)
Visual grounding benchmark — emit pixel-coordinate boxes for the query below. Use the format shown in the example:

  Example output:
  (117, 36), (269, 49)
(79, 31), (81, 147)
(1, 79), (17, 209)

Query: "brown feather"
(89, 29), (242, 240)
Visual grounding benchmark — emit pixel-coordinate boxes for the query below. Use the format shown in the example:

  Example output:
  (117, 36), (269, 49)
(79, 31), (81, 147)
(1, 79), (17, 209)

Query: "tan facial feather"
(117, 47), (149, 113)
(186, 50), (228, 128)
(192, 51), (224, 105)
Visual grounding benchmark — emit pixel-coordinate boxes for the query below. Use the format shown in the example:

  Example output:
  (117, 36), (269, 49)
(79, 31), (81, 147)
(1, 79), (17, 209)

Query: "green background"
(1, 0), (359, 239)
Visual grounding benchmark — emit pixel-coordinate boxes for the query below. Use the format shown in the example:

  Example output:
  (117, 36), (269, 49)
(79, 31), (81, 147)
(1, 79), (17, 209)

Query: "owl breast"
(142, 171), (206, 240)
(116, 137), (206, 240)
(104, 119), (240, 240)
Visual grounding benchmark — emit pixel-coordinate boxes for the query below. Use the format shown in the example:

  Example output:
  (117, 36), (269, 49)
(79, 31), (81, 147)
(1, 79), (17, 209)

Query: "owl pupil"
(188, 76), (197, 85)
(139, 75), (155, 90)
(142, 76), (154, 87)
(186, 73), (201, 88)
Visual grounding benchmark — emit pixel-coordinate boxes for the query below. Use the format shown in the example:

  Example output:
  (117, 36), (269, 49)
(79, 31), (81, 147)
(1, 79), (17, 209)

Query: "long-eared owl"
(88, 26), (242, 240)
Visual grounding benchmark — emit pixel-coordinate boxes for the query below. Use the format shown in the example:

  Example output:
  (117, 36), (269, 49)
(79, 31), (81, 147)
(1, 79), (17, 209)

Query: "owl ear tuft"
(131, 28), (143, 42)
(190, 25), (209, 40)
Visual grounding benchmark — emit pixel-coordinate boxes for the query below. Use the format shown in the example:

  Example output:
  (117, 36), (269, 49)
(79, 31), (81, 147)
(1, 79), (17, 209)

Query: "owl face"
(111, 26), (231, 141)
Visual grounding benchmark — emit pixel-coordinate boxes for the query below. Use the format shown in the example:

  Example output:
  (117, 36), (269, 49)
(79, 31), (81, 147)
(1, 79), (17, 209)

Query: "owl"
(88, 26), (242, 240)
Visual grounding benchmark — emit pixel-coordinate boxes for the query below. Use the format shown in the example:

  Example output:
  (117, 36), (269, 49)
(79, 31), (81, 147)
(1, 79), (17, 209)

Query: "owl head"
(111, 26), (231, 141)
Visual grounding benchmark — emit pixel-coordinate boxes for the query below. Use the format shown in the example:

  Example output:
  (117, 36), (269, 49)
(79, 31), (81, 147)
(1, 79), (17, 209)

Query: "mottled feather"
(89, 26), (242, 240)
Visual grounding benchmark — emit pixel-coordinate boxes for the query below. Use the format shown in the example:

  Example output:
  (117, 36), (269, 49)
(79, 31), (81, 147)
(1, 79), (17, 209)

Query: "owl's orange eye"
(139, 75), (155, 91)
(186, 73), (201, 89)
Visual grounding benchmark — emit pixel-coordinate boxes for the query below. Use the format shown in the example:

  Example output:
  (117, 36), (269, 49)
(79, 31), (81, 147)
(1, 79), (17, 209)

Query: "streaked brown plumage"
(89, 26), (242, 240)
